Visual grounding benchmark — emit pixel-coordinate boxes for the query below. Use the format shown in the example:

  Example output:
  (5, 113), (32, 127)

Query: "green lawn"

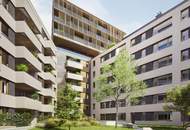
(139, 125), (186, 130)
(149, 126), (185, 130)
(30, 125), (186, 130)
(30, 126), (133, 130)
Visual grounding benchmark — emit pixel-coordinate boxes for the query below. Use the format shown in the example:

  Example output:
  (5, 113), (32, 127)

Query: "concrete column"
(126, 112), (131, 123)
(172, 112), (182, 126)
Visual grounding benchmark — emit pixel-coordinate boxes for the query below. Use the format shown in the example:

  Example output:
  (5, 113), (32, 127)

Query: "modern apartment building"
(56, 47), (91, 114)
(52, 0), (125, 115)
(0, 0), (57, 119)
(91, 0), (190, 125)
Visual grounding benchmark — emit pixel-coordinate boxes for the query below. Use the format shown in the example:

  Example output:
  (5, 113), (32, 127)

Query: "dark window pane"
(145, 45), (153, 55)
(145, 28), (153, 39)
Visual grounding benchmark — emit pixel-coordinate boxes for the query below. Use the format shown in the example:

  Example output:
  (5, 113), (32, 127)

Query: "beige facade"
(52, 0), (125, 57)
(91, 0), (190, 125)
(52, 0), (125, 116)
(56, 48), (91, 115)
(0, 0), (57, 118)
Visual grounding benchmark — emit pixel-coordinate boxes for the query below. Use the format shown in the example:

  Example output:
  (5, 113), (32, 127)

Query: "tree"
(94, 49), (146, 128)
(56, 84), (81, 120)
(164, 84), (190, 127)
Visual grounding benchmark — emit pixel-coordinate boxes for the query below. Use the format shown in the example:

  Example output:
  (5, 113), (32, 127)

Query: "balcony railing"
(66, 60), (83, 70)
(66, 72), (83, 81)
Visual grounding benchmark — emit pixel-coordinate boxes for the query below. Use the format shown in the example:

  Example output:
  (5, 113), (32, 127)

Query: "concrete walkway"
(0, 126), (32, 130)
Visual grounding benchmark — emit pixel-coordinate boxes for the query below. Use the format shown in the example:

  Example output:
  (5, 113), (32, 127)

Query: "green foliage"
(44, 64), (53, 73)
(80, 117), (100, 126)
(164, 84), (190, 127)
(44, 118), (59, 128)
(0, 113), (6, 126)
(56, 84), (81, 120)
(64, 120), (72, 130)
(31, 92), (39, 100)
(32, 51), (38, 58)
(94, 49), (146, 127)
(31, 126), (134, 130)
(38, 115), (51, 122)
(107, 43), (115, 49)
(16, 64), (29, 72)
(0, 112), (32, 126)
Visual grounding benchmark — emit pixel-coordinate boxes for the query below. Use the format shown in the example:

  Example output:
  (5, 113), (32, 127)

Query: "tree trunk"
(115, 99), (119, 128)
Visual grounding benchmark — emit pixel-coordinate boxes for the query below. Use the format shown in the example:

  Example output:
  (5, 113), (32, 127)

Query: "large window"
(181, 69), (190, 81)
(0, 78), (11, 95)
(100, 113), (126, 121)
(101, 49), (116, 62)
(2, 0), (15, 18)
(181, 6), (190, 20)
(132, 94), (166, 106)
(181, 48), (190, 61)
(132, 37), (172, 60)
(131, 112), (171, 121)
(100, 100), (125, 109)
(144, 74), (172, 88)
(1, 20), (15, 44)
(131, 18), (172, 47)
(181, 27), (190, 41)
(137, 55), (172, 74)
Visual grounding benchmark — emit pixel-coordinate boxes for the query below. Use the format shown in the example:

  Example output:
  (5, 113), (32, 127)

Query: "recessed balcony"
(66, 72), (83, 81)
(71, 85), (83, 92)
(66, 60), (83, 70)
(37, 35), (56, 56)
(16, 46), (42, 71)
(15, 71), (42, 91)
(38, 72), (56, 85)
(38, 54), (56, 69)
(39, 88), (56, 97)
(15, 21), (42, 52)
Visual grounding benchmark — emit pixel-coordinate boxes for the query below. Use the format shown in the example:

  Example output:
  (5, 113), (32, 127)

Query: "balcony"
(97, 24), (109, 34)
(38, 54), (56, 69)
(0, 94), (54, 112)
(66, 60), (83, 70)
(16, 46), (42, 71)
(66, 72), (83, 81)
(39, 88), (56, 97)
(71, 85), (83, 92)
(0, 94), (16, 108)
(37, 35), (56, 56)
(16, 72), (42, 91)
(15, 21), (42, 52)
(38, 72), (56, 84)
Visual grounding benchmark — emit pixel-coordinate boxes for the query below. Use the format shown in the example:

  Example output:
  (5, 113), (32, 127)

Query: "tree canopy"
(164, 84), (190, 127)
(94, 49), (146, 127)
(56, 84), (81, 120)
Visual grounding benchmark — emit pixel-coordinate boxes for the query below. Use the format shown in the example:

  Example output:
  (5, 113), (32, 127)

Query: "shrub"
(45, 118), (59, 128)
(12, 112), (32, 126)
(0, 112), (32, 126)
(89, 119), (100, 126)
(63, 120), (72, 130)
(77, 121), (91, 127)
(0, 113), (6, 126)
(16, 64), (29, 72)
(38, 115), (51, 122)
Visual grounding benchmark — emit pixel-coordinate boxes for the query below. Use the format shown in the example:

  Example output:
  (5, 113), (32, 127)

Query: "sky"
(31, 0), (183, 35)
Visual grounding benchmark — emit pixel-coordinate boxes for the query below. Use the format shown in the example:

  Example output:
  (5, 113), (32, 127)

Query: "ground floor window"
(100, 113), (126, 121)
(131, 111), (171, 122)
